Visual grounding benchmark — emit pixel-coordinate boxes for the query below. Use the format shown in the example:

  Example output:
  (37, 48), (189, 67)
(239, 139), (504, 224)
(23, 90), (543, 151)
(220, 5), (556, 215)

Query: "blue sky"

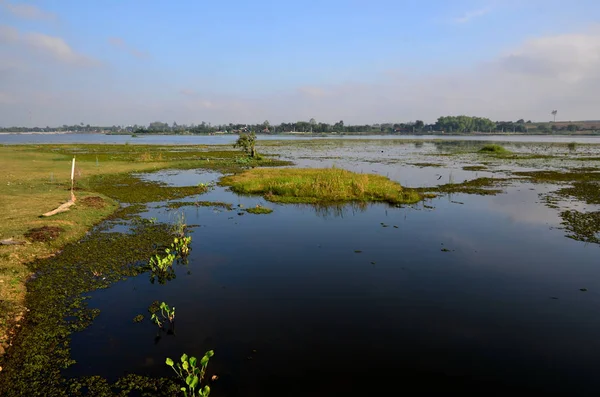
(1, 0), (600, 126)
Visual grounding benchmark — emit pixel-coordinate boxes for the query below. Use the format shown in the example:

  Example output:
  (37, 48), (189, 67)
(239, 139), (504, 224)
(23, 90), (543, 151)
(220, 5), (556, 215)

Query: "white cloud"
(0, 25), (19, 42)
(108, 36), (150, 60)
(0, 92), (17, 104)
(454, 8), (490, 24)
(179, 89), (198, 97)
(1, 27), (600, 126)
(297, 86), (331, 98)
(0, 25), (99, 66)
(24, 32), (98, 66)
(1, 1), (57, 21)
(498, 33), (600, 82)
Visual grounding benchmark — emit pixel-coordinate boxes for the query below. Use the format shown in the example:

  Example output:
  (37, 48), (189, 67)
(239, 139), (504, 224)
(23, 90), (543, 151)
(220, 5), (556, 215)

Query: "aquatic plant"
(561, 210), (600, 244)
(172, 212), (187, 237)
(166, 351), (214, 397)
(568, 142), (577, 151)
(151, 302), (175, 328)
(462, 165), (488, 171)
(148, 233), (192, 284)
(169, 236), (192, 257)
(149, 252), (176, 273)
(415, 177), (506, 196)
(133, 314), (144, 323)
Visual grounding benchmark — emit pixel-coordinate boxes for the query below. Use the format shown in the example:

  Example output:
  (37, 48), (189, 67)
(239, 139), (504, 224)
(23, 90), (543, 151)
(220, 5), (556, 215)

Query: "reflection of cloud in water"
(483, 185), (562, 226)
(290, 157), (497, 188)
(137, 169), (221, 186)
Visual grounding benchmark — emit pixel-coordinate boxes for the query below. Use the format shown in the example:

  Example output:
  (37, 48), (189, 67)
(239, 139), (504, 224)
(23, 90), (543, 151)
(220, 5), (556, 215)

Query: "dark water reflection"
(65, 176), (600, 396)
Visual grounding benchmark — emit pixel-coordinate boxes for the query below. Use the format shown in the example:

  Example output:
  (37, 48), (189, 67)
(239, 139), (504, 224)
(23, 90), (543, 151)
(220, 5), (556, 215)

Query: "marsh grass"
(220, 167), (422, 205)
(479, 144), (510, 155)
(0, 143), (290, 344)
(245, 205), (274, 214)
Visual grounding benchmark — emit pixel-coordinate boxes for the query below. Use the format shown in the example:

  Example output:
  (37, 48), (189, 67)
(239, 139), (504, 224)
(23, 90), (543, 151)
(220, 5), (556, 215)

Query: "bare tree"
(551, 110), (558, 122)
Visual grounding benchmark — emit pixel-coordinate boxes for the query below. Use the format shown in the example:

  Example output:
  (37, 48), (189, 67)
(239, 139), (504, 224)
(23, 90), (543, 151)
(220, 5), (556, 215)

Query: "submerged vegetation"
(462, 165), (488, 171)
(514, 170), (600, 205)
(2, 137), (600, 395)
(561, 210), (600, 244)
(167, 201), (234, 211)
(0, 143), (290, 345)
(556, 182), (600, 205)
(513, 170), (600, 183)
(220, 167), (423, 205)
(0, 221), (181, 395)
(416, 177), (506, 196)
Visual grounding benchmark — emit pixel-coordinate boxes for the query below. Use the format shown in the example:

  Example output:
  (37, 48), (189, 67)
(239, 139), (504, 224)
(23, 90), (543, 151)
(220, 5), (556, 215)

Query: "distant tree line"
(1, 116), (598, 134)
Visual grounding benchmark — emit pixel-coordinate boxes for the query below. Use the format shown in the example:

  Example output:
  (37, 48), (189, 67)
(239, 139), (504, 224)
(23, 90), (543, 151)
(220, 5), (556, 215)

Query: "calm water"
(63, 165), (600, 396)
(2, 132), (600, 145)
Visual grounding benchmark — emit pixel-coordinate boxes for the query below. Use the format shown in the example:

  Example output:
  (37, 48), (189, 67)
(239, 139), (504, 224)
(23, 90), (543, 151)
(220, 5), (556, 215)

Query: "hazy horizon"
(1, 0), (599, 127)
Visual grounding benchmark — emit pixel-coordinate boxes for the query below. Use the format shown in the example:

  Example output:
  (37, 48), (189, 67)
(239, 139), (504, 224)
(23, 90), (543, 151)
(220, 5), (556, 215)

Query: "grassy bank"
(0, 144), (289, 346)
(220, 167), (422, 205)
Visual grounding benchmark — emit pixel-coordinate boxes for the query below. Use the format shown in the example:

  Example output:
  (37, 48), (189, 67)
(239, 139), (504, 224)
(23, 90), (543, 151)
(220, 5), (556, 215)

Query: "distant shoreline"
(2, 131), (600, 137)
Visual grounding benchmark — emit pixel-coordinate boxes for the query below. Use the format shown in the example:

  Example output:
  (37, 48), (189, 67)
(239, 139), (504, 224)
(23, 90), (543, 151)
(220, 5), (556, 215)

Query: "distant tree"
(516, 119), (525, 124)
(551, 110), (558, 122)
(233, 131), (257, 157)
(567, 124), (578, 132)
(414, 120), (424, 130)
(149, 121), (169, 131)
(333, 120), (344, 132)
(536, 123), (550, 133)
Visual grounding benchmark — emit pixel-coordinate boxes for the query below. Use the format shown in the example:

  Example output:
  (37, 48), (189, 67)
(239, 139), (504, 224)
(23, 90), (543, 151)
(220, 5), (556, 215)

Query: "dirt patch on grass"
(24, 226), (65, 242)
(81, 196), (106, 209)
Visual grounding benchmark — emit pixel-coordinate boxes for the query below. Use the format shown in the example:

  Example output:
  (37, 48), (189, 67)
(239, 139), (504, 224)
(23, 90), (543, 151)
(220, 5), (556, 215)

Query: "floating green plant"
(149, 252), (176, 273)
(166, 351), (214, 397)
(151, 302), (175, 329)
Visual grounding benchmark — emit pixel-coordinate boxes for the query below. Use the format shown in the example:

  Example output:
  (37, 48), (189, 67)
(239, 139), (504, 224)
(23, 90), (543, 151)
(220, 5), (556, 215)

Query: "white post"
(71, 157), (75, 192)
